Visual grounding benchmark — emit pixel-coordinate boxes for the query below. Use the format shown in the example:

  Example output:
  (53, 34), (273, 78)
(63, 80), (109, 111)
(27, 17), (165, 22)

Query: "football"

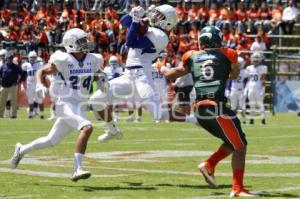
(137, 19), (149, 35)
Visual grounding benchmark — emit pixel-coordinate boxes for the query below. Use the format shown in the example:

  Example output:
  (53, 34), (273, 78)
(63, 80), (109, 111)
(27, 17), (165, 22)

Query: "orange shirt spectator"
(236, 3), (247, 21)
(198, 7), (209, 21)
(5, 28), (18, 42)
(188, 3), (198, 22)
(1, 9), (12, 24)
(20, 28), (34, 43)
(176, 3), (186, 21)
(272, 3), (283, 22)
(247, 4), (259, 21)
(257, 3), (271, 20)
(209, 3), (220, 22)
(24, 13), (37, 27)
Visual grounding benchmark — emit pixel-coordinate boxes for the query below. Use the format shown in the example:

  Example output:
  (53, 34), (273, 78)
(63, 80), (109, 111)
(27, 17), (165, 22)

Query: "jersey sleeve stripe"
(220, 48), (238, 63)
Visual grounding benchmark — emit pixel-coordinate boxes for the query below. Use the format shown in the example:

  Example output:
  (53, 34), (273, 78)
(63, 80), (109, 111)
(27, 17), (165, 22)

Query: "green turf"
(0, 109), (300, 198)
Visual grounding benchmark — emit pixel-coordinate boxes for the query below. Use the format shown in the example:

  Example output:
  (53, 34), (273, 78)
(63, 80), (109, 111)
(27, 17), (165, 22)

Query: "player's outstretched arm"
(161, 62), (190, 80)
(36, 63), (58, 86)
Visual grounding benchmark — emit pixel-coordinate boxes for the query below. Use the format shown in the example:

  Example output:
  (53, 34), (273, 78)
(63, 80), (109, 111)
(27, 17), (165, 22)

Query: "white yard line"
(0, 168), (129, 178)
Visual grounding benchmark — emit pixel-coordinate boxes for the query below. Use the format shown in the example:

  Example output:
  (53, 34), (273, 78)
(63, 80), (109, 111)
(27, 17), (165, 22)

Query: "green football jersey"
(182, 48), (237, 101)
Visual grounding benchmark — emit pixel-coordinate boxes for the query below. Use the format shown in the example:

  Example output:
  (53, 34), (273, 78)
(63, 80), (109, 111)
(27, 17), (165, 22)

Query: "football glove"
(36, 83), (47, 99)
(96, 72), (109, 93)
(130, 6), (145, 23)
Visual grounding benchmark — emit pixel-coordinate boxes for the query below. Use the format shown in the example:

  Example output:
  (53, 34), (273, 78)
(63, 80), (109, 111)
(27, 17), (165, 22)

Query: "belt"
(125, 66), (143, 70)
(193, 99), (217, 110)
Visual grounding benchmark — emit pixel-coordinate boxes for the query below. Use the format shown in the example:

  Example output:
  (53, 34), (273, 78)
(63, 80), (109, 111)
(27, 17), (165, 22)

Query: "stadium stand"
(0, 0), (299, 110)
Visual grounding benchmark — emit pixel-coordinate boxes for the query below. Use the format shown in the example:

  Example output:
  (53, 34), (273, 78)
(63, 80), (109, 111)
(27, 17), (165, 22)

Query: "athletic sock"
(205, 145), (230, 170)
(106, 121), (117, 133)
(74, 153), (84, 171)
(232, 169), (245, 191)
(185, 114), (197, 124)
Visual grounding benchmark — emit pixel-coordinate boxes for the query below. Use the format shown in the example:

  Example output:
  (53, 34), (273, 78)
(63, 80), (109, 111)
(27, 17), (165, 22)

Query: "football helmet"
(148, 4), (178, 31)
(62, 28), (89, 53)
(198, 26), (223, 48)
(251, 52), (263, 63)
(238, 56), (245, 68)
(108, 56), (119, 68)
(0, 49), (7, 60)
(28, 51), (37, 64)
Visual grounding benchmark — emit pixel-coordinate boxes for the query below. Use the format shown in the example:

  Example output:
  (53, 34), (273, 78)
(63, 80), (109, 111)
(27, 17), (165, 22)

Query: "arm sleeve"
(126, 22), (154, 49)
(220, 48), (238, 63)
(120, 14), (132, 28)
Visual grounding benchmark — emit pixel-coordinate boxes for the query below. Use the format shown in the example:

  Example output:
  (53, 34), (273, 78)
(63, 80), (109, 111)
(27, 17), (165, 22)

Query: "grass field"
(0, 109), (300, 199)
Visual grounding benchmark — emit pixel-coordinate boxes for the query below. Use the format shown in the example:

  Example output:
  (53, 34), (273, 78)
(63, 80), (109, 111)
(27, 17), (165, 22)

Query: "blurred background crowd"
(0, 0), (298, 66)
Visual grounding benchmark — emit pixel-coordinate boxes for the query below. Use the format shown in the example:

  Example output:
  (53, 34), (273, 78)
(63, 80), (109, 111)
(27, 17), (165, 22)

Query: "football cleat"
(11, 143), (24, 169)
(136, 117), (142, 122)
(126, 117), (134, 122)
(230, 188), (259, 197)
(71, 169), (91, 182)
(97, 129), (123, 142)
(198, 162), (218, 188)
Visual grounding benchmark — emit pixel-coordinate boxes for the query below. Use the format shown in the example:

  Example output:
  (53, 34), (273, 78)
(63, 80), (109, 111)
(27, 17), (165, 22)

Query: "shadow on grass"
(34, 183), (156, 192)
(258, 191), (299, 198)
(123, 181), (231, 189)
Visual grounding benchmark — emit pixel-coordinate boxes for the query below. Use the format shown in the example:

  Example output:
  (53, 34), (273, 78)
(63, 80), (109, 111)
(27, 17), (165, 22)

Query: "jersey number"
(201, 60), (214, 80)
(250, 74), (259, 81)
(70, 76), (92, 90)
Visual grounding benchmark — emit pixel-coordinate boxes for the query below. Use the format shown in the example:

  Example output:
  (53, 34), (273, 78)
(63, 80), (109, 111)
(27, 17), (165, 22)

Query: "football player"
(246, 52), (267, 125)
(104, 56), (123, 81)
(90, 5), (196, 141)
(22, 51), (45, 119)
(11, 28), (106, 182)
(161, 26), (258, 197)
(152, 53), (169, 123)
(229, 56), (249, 124)
(104, 55), (124, 122)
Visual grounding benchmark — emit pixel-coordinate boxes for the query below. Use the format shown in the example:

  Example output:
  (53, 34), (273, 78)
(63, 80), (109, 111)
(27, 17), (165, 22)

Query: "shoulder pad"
(145, 27), (168, 51)
(48, 50), (69, 66)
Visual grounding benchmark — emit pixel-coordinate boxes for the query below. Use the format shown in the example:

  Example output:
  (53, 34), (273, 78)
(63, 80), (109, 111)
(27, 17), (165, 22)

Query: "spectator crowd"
(0, 0), (298, 119)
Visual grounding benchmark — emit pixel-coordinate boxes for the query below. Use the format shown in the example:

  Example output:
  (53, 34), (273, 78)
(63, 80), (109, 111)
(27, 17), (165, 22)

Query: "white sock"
(185, 114), (198, 124)
(74, 153), (84, 171)
(106, 121), (117, 132)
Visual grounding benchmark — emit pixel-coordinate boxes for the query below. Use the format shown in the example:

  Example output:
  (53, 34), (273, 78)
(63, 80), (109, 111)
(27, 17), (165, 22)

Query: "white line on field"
(0, 168), (130, 178)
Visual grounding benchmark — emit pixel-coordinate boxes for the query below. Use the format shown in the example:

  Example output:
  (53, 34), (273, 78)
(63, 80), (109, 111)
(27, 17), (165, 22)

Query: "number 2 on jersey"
(70, 76), (92, 90)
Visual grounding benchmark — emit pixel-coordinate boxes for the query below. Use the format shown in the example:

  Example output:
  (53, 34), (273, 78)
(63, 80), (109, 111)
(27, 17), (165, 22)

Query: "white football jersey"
(48, 50), (103, 102)
(151, 62), (169, 87)
(231, 69), (249, 92)
(22, 61), (44, 84)
(125, 27), (168, 77)
(246, 64), (267, 92)
(104, 66), (123, 80)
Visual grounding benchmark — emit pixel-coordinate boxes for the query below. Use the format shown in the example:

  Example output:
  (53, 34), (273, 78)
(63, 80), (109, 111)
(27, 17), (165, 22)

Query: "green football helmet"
(198, 26), (223, 48)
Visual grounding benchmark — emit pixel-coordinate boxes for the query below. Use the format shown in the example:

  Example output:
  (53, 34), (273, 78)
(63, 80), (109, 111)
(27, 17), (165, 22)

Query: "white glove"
(96, 73), (109, 93)
(160, 66), (169, 74)
(130, 6), (145, 23)
(36, 83), (47, 99)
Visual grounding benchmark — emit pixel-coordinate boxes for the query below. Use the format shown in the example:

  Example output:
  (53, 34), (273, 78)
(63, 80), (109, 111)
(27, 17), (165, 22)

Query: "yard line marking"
(266, 185), (300, 192)
(2, 195), (40, 199)
(0, 168), (130, 178)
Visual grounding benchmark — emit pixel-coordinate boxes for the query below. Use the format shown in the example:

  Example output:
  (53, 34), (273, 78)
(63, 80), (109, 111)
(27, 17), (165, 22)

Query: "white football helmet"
(28, 51), (37, 64)
(108, 56), (119, 68)
(0, 49), (7, 60)
(62, 28), (89, 53)
(251, 52), (263, 63)
(148, 4), (178, 31)
(238, 56), (245, 69)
